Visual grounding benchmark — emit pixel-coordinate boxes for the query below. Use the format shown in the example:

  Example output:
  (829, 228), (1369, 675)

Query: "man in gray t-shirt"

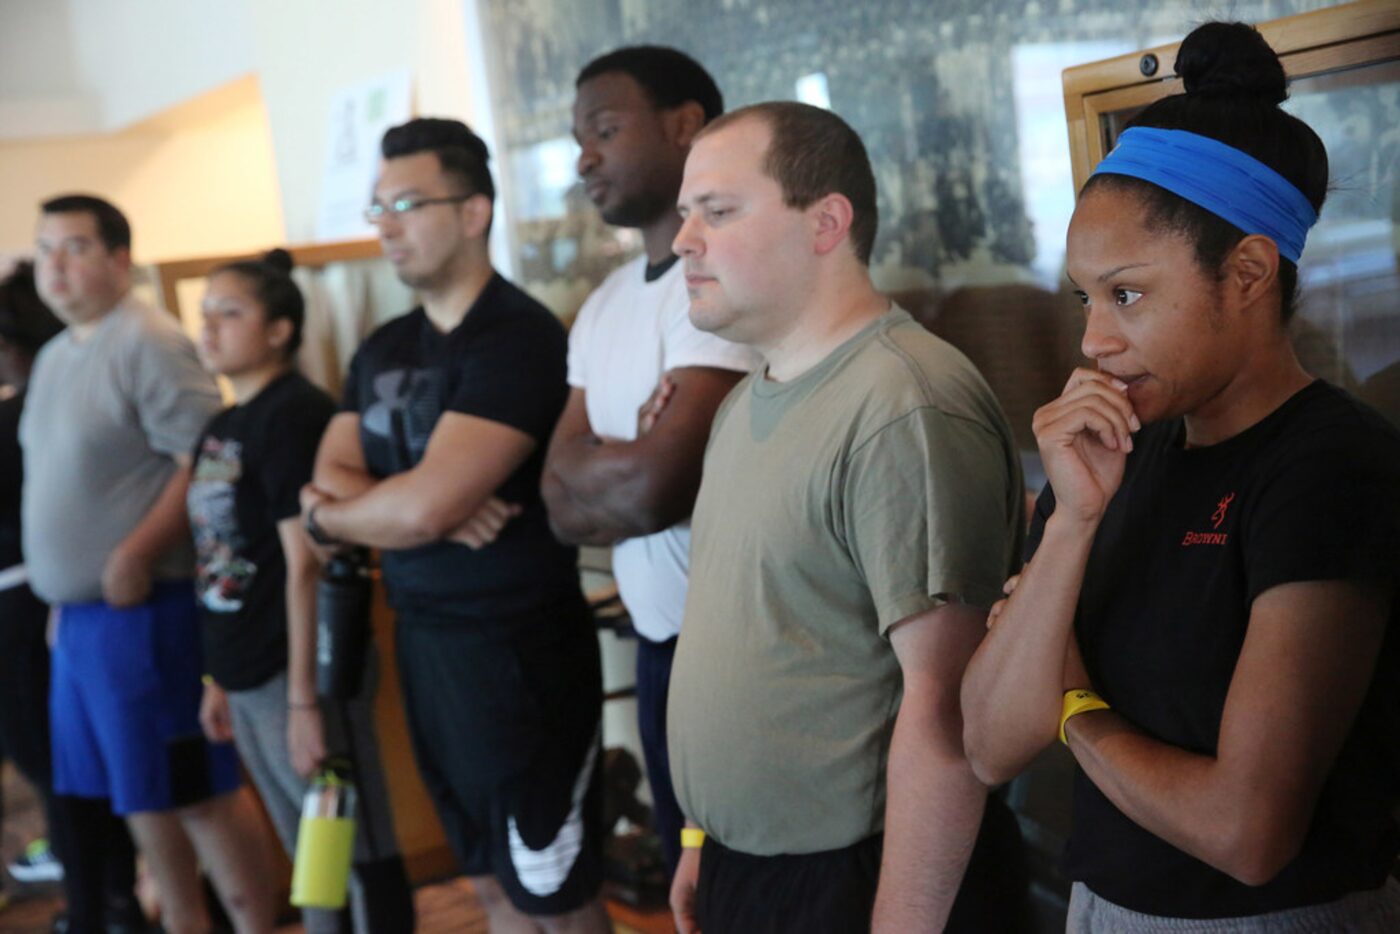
(665, 106), (1026, 933)
(24, 195), (272, 933)
(23, 291), (215, 605)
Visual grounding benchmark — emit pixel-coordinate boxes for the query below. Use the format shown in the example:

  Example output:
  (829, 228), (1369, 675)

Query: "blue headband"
(1090, 126), (1317, 263)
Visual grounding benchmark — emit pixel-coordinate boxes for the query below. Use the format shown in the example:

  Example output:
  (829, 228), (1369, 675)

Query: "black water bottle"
(316, 548), (372, 699)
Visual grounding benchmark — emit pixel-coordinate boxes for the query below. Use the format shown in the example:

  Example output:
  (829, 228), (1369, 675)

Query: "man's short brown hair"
(41, 194), (131, 253)
(700, 102), (878, 265)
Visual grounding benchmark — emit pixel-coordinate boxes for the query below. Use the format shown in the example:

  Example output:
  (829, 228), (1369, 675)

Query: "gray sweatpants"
(1068, 878), (1400, 933)
(227, 653), (400, 934)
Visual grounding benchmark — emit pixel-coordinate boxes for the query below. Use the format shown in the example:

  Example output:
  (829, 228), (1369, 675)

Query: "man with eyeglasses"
(300, 118), (609, 932)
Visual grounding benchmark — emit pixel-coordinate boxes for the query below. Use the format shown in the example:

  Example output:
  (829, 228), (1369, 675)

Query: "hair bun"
(261, 248), (294, 274)
(1174, 22), (1287, 105)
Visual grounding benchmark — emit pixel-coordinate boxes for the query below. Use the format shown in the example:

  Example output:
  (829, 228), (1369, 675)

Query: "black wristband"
(305, 503), (338, 547)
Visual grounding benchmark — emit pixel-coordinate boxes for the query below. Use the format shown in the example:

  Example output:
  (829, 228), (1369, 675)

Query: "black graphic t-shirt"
(1027, 381), (1400, 918)
(189, 372), (336, 690)
(341, 273), (580, 620)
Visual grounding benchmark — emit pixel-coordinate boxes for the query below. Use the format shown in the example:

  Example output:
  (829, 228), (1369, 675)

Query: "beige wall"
(0, 0), (501, 265)
(244, 0), (495, 248)
(0, 75), (284, 262)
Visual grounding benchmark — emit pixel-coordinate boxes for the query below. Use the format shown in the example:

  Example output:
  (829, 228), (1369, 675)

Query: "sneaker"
(9, 838), (64, 883)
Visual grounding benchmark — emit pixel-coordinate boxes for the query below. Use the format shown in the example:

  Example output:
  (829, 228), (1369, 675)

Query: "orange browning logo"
(1182, 492), (1237, 547)
(1211, 492), (1235, 530)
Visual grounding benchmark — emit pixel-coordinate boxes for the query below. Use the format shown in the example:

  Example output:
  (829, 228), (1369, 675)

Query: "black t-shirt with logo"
(189, 372), (336, 690)
(1027, 380), (1400, 918)
(340, 273), (580, 620)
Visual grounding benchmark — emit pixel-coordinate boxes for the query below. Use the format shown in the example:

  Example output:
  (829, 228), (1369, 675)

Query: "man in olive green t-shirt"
(665, 104), (1026, 933)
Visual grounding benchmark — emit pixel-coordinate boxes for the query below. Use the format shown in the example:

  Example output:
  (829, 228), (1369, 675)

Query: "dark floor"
(0, 764), (668, 934)
(0, 763), (61, 933)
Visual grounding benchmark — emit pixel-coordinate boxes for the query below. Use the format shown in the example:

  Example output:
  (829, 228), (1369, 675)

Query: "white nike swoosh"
(506, 722), (601, 896)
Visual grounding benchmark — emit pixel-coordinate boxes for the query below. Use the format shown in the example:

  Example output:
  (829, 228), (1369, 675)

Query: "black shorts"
(695, 793), (1031, 933)
(396, 601), (604, 916)
(697, 833), (882, 933)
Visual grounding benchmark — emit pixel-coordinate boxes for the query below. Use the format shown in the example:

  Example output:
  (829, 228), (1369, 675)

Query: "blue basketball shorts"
(50, 580), (241, 815)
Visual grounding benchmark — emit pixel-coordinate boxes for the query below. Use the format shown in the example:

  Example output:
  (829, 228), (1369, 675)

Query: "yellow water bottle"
(291, 759), (358, 909)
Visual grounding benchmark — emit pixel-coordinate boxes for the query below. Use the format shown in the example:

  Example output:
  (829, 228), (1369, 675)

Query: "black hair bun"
(261, 248), (294, 274)
(1174, 21), (1287, 105)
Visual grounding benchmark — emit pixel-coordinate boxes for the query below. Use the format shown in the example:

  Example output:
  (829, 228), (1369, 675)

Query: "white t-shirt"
(567, 255), (758, 641)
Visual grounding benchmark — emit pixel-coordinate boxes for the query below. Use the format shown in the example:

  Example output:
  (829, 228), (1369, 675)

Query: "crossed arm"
(962, 512), (1390, 885)
(541, 367), (742, 546)
(305, 410), (535, 550)
(963, 364), (1395, 885)
(1064, 579), (1388, 884)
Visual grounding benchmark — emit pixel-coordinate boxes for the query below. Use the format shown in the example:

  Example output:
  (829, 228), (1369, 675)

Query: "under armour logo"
(362, 368), (443, 458)
(1211, 492), (1235, 530)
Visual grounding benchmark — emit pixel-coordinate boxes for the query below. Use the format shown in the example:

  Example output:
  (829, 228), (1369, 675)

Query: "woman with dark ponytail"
(962, 22), (1400, 931)
(188, 250), (415, 933)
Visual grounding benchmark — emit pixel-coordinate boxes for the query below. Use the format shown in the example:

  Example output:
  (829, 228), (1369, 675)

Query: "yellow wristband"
(680, 827), (706, 849)
(201, 674), (215, 687)
(1060, 689), (1110, 745)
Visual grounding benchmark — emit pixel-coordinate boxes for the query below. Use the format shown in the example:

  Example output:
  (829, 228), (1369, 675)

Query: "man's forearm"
(545, 435), (683, 541)
(542, 464), (623, 546)
(316, 468), (487, 550)
(872, 704), (987, 933)
(314, 460), (377, 501)
(118, 463), (194, 564)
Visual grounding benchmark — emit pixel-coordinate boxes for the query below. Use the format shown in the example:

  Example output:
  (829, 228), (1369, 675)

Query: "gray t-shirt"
(21, 294), (222, 604)
(668, 307), (1024, 855)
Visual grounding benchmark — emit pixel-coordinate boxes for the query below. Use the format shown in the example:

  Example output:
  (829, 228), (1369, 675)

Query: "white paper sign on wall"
(315, 68), (413, 242)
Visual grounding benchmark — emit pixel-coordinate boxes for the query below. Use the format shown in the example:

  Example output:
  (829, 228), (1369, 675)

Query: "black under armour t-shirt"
(189, 371), (337, 690)
(340, 273), (580, 620)
(1027, 380), (1400, 919)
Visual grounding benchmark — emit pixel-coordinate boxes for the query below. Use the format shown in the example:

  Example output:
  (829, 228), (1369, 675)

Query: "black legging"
(0, 584), (141, 932)
(0, 585), (54, 809)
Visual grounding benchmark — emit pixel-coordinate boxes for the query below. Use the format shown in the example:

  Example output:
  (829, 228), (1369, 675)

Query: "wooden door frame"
(1062, 0), (1400, 191)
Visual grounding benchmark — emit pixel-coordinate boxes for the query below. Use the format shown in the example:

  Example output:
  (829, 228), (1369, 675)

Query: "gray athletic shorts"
(1068, 878), (1400, 933)
(227, 651), (399, 934)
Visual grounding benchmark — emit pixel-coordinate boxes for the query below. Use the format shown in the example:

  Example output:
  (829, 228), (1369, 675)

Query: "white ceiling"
(0, 0), (257, 139)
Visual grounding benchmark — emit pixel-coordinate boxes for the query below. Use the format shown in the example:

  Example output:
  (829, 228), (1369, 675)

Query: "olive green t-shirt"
(669, 307), (1024, 855)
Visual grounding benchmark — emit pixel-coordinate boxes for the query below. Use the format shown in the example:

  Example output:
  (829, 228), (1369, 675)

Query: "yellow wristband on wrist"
(1060, 689), (1110, 745)
(201, 674), (215, 687)
(680, 827), (706, 849)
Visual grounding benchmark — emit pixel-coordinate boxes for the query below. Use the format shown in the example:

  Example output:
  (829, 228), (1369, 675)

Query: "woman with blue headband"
(962, 21), (1400, 931)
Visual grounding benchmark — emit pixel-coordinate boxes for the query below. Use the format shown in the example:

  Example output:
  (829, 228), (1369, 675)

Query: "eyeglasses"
(363, 194), (473, 224)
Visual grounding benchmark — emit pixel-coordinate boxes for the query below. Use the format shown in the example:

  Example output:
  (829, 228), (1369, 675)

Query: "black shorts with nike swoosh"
(395, 598), (605, 915)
